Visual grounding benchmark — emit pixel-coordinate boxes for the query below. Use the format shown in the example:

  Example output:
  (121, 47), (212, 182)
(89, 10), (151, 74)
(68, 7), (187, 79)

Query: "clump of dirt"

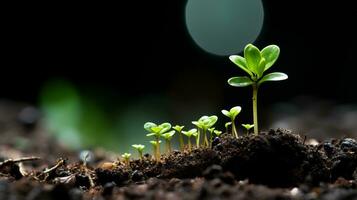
(1, 129), (357, 200)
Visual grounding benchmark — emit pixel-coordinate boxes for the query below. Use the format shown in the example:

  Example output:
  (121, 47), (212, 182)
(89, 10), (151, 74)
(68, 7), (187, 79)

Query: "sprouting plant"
(173, 125), (185, 151)
(214, 130), (222, 137)
(228, 44), (288, 135)
(132, 144), (145, 159)
(192, 115), (218, 147)
(221, 106), (241, 138)
(225, 122), (232, 133)
(144, 122), (171, 160)
(121, 153), (131, 166)
(162, 130), (175, 153)
(150, 140), (162, 161)
(208, 127), (217, 147)
(182, 128), (197, 151)
(242, 124), (254, 135)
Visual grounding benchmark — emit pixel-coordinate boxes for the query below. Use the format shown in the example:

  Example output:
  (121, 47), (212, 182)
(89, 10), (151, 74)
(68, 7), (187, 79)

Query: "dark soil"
(1, 102), (357, 200)
(1, 128), (357, 199)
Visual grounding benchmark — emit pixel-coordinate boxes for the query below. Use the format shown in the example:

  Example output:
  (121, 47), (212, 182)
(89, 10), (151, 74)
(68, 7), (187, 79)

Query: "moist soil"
(1, 128), (357, 200)
(1, 102), (357, 200)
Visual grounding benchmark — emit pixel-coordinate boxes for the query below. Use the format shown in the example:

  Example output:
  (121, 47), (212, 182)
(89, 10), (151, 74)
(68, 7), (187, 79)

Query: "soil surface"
(1, 102), (357, 199)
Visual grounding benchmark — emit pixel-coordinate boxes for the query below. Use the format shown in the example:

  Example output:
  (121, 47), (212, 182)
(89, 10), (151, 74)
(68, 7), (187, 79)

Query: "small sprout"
(221, 106), (241, 138)
(150, 140), (162, 161)
(162, 130), (175, 153)
(121, 153), (131, 166)
(192, 115), (218, 147)
(208, 127), (215, 148)
(173, 125), (185, 151)
(132, 144), (145, 159)
(242, 124), (254, 135)
(228, 44), (288, 135)
(182, 128), (197, 151)
(144, 122), (171, 161)
(214, 130), (222, 137)
(225, 122), (232, 133)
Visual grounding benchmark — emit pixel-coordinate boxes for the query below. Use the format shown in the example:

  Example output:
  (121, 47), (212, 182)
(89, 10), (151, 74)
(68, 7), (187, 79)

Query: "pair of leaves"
(162, 130), (175, 140)
(132, 144), (145, 151)
(172, 125), (184, 132)
(150, 140), (162, 146)
(228, 44), (287, 87)
(144, 122), (172, 137)
(242, 124), (254, 130)
(221, 106), (241, 120)
(192, 115), (218, 129)
(182, 128), (198, 138)
(121, 153), (131, 159)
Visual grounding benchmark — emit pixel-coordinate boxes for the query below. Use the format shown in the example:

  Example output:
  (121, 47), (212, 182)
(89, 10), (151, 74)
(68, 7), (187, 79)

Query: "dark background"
(1, 1), (356, 149)
(2, 0), (356, 103)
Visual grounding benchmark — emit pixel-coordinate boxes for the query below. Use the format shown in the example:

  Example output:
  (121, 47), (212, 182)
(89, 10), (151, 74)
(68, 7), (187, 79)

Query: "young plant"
(182, 128), (197, 151)
(214, 130), (222, 137)
(192, 115), (218, 147)
(228, 44), (288, 135)
(162, 130), (175, 153)
(144, 122), (171, 160)
(132, 144), (145, 159)
(208, 127), (216, 147)
(225, 122), (232, 133)
(221, 106), (241, 138)
(150, 140), (162, 161)
(121, 153), (131, 166)
(242, 124), (254, 135)
(173, 125), (185, 151)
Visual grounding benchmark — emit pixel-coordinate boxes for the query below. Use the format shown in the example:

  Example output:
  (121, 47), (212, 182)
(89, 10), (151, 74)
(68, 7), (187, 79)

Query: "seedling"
(144, 122), (171, 160)
(121, 153), (131, 166)
(214, 130), (222, 137)
(192, 115), (218, 147)
(173, 125), (185, 151)
(221, 106), (241, 138)
(150, 140), (162, 161)
(132, 144), (145, 159)
(162, 130), (175, 153)
(228, 44), (288, 135)
(225, 122), (232, 133)
(182, 128), (197, 151)
(208, 127), (216, 147)
(242, 124), (254, 135)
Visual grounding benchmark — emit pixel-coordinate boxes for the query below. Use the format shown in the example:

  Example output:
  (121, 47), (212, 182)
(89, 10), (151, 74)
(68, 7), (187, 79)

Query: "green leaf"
(258, 72), (288, 85)
(221, 110), (231, 118)
(225, 122), (232, 128)
(182, 128), (197, 137)
(230, 106), (242, 120)
(213, 130), (222, 136)
(256, 57), (266, 78)
(144, 122), (157, 132)
(244, 44), (261, 76)
(229, 55), (253, 76)
(146, 132), (156, 137)
(159, 122), (171, 134)
(242, 124), (254, 130)
(172, 125), (184, 132)
(192, 121), (202, 128)
(261, 45), (280, 71)
(162, 130), (175, 140)
(228, 76), (254, 87)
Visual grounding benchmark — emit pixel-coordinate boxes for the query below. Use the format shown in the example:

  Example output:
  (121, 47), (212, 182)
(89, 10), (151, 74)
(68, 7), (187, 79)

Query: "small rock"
(203, 165), (222, 180)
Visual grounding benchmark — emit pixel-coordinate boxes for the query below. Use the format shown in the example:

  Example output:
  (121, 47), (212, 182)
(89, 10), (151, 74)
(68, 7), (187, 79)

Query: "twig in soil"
(0, 156), (41, 168)
(43, 158), (65, 174)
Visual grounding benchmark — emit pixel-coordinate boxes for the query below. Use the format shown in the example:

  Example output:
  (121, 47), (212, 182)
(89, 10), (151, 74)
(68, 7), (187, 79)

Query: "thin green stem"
(252, 83), (259, 135)
(196, 129), (200, 147)
(232, 120), (238, 138)
(138, 150), (143, 159)
(203, 128), (208, 147)
(188, 137), (192, 151)
(156, 137), (161, 160)
(178, 131), (184, 151)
